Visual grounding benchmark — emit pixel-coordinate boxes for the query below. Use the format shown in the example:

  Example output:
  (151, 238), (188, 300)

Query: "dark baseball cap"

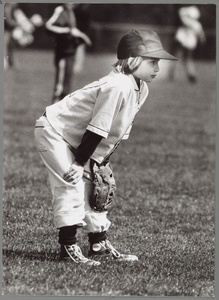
(117, 29), (177, 60)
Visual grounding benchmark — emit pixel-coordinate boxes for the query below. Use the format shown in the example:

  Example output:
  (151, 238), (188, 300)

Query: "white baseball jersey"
(46, 70), (149, 163)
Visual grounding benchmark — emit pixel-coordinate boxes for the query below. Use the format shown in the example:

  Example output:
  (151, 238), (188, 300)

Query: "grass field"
(3, 49), (216, 296)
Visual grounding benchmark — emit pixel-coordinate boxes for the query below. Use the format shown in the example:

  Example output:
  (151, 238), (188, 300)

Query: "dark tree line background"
(18, 3), (216, 60)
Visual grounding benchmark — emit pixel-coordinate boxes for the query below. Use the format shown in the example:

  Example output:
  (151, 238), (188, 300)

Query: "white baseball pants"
(34, 115), (111, 233)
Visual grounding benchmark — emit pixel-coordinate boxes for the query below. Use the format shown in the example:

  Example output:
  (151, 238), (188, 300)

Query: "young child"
(34, 29), (177, 266)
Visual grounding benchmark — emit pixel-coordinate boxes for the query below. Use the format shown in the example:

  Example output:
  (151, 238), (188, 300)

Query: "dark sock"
(88, 231), (107, 247)
(58, 225), (78, 245)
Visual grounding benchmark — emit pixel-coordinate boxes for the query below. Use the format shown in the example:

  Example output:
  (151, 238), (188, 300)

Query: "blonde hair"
(113, 56), (144, 74)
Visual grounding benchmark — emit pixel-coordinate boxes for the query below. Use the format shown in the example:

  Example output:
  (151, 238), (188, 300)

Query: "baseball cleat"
(88, 240), (138, 262)
(60, 244), (101, 266)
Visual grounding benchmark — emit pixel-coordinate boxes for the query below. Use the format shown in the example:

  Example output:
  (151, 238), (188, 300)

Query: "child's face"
(132, 57), (160, 83)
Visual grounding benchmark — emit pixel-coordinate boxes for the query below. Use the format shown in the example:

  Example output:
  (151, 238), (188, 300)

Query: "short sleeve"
(87, 87), (125, 138)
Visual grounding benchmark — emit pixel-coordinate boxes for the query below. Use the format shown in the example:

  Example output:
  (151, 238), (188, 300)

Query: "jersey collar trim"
(128, 74), (141, 91)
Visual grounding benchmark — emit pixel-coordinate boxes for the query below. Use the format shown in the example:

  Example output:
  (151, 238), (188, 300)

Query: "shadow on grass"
(3, 248), (59, 262)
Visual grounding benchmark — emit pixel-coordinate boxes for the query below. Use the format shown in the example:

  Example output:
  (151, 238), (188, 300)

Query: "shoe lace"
(67, 244), (89, 263)
(104, 240), (121, 258)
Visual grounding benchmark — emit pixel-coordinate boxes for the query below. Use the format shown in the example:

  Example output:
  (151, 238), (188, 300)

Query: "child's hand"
(63, 162), (84, 184)
(71, 28), (92, 46)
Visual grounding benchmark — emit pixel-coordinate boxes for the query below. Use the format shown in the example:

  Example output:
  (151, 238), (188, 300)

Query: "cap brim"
(141, 50), (178, 60)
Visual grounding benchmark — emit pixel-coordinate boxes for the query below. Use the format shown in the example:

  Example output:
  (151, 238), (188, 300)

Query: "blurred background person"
(4, 3), (20, 70)
(168, 5), (206, 83)
(45, 3), (92, 104)
(4, 2), (43, 70)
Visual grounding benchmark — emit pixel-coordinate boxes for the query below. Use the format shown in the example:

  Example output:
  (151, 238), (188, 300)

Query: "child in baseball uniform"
(35, 29), (177, 266)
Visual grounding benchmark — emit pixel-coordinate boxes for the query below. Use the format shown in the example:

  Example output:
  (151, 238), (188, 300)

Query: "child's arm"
(45, 6), (71, 35)
(74, 130), (103, 166)
(63, 130), (102, 184)
(45, 7), (91, 45)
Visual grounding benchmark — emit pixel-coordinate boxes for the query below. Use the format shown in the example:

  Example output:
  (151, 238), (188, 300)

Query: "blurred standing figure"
(169, 5), (206, 83)
(4, 3), (19, 69)
(45, 3), (92, 103)
(4, 3), (43, 70)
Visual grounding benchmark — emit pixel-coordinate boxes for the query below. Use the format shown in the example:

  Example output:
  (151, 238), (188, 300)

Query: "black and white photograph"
(2, 1), (217, 297)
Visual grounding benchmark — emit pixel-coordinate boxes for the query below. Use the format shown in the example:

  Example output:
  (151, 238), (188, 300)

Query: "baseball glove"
(89, 160), (116, 212)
